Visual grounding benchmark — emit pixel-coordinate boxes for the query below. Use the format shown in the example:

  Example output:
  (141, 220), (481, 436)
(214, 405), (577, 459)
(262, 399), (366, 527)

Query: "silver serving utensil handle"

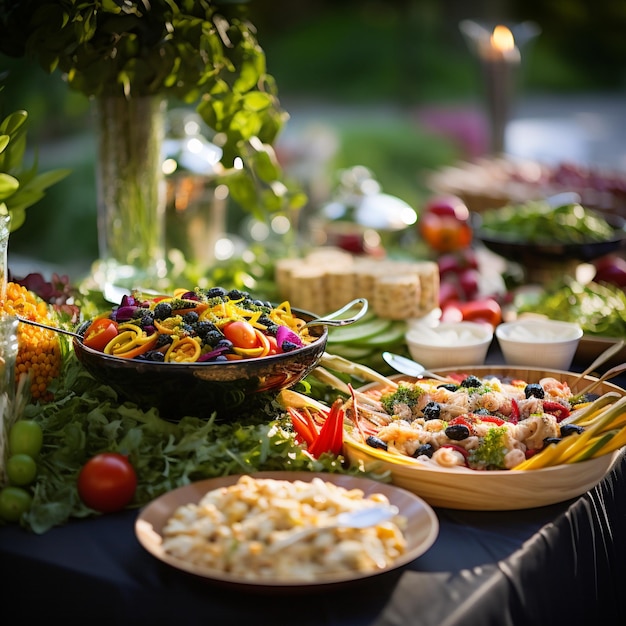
(303, 298), (368, 329)
(266, 504), (399, 554)
(382, 351), (452, 382)
(16, 316), (84, 340)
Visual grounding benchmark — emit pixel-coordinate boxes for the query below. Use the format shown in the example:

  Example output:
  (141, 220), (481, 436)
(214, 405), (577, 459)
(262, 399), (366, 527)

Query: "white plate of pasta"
(135, 471), (439, 590)
(342, 366), (626, 510)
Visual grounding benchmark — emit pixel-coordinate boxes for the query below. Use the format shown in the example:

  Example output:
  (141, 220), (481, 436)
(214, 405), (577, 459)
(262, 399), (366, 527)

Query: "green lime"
(0, 486), (33, 522)
(6, 453), (38, 486)
(8, 420), (43, 457)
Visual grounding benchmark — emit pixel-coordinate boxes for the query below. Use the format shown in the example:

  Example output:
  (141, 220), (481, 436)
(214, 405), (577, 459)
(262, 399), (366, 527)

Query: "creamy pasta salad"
(161, 475), (407, 581)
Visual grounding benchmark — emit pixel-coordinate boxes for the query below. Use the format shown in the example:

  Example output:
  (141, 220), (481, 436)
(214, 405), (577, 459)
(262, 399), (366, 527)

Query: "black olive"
(437, 383), (458, 392)
(525, 383), (545, 399)
(227, 288), (249, 300)
(422, 401), (441, 420)
(559, 423), (585, 437)
(182, 311), (199, 324)
(445, 424), (471, 440)
(153, 302), (173, 320)
(366, 435), (388, 451)
(195, 321), (217, 338)
(202, 329), (223, 346)
(460, 375), (482, 389)
(205, 287), (227, 299)
(281, 340), (300, 352)
(543, 437), (561, 446)
(413, 443), (434, 458)
(155, 334), (173, 348)
(216, 338), (233, 351)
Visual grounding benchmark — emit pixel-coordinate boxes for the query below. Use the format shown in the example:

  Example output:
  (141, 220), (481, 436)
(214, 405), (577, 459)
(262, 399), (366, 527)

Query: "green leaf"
(0, 134), (9, 154)
(0, 173), (19, 199)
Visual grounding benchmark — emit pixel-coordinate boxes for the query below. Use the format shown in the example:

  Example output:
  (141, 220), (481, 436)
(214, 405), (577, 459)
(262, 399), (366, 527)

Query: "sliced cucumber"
(326, 317), (393, 344)
(361, 322), (406, 347)
(329, 344), (376, 360)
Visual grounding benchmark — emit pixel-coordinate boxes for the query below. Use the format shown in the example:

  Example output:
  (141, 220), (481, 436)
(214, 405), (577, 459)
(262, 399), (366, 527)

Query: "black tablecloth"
(1, 451), (626, 626)
(2, 351), (626, 625)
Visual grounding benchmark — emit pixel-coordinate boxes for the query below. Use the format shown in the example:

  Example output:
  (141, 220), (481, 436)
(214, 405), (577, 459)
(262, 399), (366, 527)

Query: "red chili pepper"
(288, 408), (319, 447)
(542, 401), (571, 422)
(308, 399), (344, 458)
(477, 415), (506, 426)
(509, 399), (520, 424)
(448, 415), (475, 433)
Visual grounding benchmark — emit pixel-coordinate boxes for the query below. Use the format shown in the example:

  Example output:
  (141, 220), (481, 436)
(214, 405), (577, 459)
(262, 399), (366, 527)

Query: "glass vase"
(92, 96), (168, 301)
(0, 213), (10, 305)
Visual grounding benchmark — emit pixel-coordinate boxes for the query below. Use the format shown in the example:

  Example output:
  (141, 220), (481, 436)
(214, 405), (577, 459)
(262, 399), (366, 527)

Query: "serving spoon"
(16, 316), (84, 340)
(577, 362), (626, 397)
(303, 298), (368, 329)
(382, 352), (452, 382)
(266, 504), (399, 554)
(570, 338), (625, 387)
(16, 298), (369, 340)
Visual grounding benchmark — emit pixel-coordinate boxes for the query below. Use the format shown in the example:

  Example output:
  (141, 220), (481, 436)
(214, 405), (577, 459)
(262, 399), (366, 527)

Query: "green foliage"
(380, 381), (424, 415)
(468, 425), (508, 470)
(0, 0), (305, 218)
(0, 110), (70, 232)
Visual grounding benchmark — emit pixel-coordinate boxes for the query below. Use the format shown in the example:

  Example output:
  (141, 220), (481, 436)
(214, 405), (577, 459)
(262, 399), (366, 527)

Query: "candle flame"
(491, 25), (515, 52)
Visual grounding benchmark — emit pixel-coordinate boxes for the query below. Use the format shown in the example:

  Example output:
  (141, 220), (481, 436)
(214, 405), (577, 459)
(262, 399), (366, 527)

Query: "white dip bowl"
(405, 321), (494, 369)
(495, 318), (583, 370)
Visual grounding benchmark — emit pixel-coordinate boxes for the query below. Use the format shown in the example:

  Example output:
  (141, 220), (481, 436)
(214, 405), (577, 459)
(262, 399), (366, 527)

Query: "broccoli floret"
(380, 382), (424, 415)
(468, 425), (509, 470)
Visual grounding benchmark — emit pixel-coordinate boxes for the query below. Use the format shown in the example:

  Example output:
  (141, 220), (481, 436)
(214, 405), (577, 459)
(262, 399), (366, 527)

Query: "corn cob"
(2, 282), (61, 401)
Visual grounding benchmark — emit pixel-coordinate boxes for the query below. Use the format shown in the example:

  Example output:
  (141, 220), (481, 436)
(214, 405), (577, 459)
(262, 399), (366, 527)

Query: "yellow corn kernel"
(2, 282), (62, 401)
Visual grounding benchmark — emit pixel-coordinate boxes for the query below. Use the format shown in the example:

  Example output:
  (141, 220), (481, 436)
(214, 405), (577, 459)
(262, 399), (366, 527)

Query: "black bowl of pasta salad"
(73, 286), (329, 420)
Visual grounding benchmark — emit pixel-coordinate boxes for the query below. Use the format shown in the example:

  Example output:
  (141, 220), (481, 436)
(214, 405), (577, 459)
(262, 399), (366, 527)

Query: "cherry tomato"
(222, 320), (258, 349)
(77, 453), (137, 513)
(83, 318), (119, 351)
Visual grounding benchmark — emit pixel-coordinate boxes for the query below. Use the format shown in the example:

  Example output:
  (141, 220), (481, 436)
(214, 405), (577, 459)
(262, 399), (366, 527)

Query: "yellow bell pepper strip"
(115, 333), (159, 359)
(164, 336), (202, 362)
(253, 328), (271, 356)
(154, 318), (179, 335)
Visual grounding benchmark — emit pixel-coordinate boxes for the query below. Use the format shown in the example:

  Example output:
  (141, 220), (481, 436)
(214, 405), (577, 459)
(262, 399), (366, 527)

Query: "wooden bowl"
(343, 366), (626, 510)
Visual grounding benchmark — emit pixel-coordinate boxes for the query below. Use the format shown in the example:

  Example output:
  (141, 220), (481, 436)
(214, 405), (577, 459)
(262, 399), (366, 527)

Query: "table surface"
(1, 351), (626, 626)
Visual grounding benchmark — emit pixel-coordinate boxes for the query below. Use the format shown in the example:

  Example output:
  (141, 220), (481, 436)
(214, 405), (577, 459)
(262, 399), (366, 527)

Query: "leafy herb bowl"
(72, 311), (328, 421)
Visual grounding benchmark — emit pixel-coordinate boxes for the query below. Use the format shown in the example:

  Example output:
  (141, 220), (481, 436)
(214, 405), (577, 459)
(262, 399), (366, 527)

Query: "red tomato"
(77, 453), (137, 513)
(266, 335), (279, 355)
(83, 318), (119, 352)
(419, 213), (473, 253)
(222, 320), (258, 349)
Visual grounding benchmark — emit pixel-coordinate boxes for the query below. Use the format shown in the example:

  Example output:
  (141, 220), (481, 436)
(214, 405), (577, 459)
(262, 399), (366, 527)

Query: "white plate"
(135, 471), (439, 590)
(343, 367), (625, 511)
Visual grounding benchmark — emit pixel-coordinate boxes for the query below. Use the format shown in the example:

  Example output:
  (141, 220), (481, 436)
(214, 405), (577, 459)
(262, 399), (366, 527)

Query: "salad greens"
(516, 279), (626, 337)
(18, 351), (363, 534)
(479, 201), (615, 243)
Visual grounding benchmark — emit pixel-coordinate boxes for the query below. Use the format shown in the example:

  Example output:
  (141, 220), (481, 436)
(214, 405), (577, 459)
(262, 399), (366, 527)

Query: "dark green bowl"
(73, 310), (327, 420)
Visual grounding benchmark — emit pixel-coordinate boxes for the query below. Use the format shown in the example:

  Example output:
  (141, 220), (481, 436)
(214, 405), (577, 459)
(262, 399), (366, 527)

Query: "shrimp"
(431, 446), (466, 468)
(540, 377), (572, 400)
(503, 448), (526, 469)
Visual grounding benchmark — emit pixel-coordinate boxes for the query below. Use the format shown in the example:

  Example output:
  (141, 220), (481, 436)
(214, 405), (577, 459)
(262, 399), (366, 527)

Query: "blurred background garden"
(1, 0), (625, 278)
